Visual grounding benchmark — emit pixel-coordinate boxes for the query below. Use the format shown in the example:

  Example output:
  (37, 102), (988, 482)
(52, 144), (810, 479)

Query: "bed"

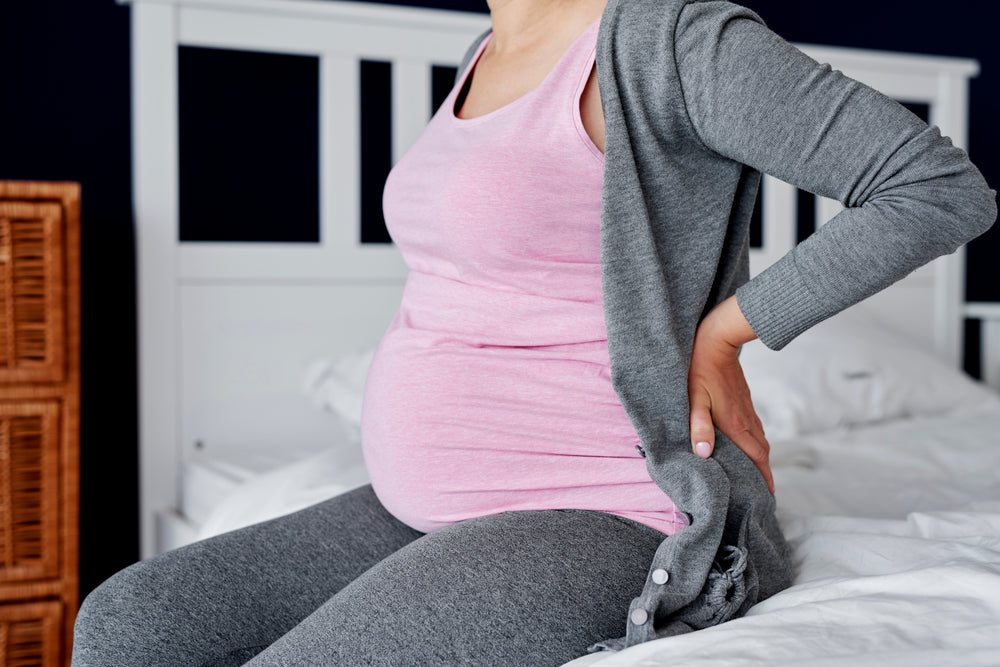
(121, 0), (1000, 663)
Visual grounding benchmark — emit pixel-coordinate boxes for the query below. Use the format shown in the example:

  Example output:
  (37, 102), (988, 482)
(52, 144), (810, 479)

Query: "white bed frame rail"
(122, 0), (998, 558)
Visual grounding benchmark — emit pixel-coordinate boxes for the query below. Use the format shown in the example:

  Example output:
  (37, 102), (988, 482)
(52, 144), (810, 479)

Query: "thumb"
(689, 387), (715, 458)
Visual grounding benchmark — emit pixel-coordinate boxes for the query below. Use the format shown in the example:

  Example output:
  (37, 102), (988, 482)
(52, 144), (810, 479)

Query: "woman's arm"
(675, 2), (994, 488)
(675, 2), (996, 350)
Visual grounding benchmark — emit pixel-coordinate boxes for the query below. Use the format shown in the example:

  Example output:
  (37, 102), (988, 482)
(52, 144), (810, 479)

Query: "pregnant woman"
(72, 0), (996, 665)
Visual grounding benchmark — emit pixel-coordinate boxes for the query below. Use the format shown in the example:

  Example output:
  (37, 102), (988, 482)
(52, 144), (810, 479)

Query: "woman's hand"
(687, 296), (774, 493)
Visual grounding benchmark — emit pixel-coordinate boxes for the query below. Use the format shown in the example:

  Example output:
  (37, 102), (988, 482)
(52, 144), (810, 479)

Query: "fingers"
(689, 384), (776, 494)
(719, 407), (774, 493)
(730, 427), (775, 494)
(689, 387), (715, 458)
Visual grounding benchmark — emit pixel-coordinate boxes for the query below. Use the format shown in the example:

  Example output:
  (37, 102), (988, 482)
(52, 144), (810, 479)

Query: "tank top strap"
(449, 18), (600, 127)
(536, 18), (601, 108)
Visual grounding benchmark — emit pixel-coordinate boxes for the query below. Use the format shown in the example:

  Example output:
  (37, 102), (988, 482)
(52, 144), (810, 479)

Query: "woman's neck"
(486, 0), (606, 54)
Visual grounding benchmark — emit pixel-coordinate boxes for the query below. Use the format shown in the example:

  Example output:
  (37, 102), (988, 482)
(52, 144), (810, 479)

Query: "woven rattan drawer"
(0, 201), (65, 386)
(0, 402), (60, 585)
(0, 600), (63, 667)
(0, 182), (77, 666)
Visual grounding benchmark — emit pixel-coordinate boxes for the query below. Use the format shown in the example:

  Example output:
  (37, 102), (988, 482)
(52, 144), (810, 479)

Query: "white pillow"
(197, 448), (370, 540)
(302, 348), (375, 442)
(741, 310), (1000, 439)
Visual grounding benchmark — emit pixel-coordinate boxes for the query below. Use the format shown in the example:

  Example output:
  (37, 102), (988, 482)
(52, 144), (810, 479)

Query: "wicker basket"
(0, 181), (80, 667)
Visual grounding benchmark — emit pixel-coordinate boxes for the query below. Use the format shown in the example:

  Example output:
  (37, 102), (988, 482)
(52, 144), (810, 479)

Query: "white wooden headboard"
(121, 0), (995, 557)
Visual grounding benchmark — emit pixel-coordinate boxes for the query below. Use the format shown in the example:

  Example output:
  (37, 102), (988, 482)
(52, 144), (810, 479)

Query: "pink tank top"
(361, 19), (687, 536)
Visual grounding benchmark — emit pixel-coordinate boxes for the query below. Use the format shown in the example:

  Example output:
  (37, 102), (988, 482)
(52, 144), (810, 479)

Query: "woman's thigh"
(71, 485), (422, 667)
(246, 509), (664, 667)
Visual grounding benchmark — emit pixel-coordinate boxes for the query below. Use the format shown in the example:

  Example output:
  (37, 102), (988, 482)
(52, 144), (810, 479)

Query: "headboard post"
(131, 0), (182, 560)
(966, 303), (1000, 392)
(931, 64), (973, 370)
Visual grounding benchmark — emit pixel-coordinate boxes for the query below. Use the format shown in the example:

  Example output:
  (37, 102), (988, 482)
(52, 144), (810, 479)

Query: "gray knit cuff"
(735, 253), (830, 351)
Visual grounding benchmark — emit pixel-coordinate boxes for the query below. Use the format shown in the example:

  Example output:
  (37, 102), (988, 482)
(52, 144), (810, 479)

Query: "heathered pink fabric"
(361, 19), (686, 536)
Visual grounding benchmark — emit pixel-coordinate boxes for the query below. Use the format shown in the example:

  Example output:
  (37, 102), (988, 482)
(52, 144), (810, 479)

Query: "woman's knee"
(72, 559), (167, 665)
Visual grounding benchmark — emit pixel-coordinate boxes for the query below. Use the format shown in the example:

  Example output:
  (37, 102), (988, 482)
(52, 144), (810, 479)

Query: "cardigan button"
(651, 568), (669, 585)
(630, 608), (649, 626)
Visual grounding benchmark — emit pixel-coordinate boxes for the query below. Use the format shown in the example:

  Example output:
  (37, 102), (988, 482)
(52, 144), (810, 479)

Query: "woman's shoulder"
(599, 0), (772, 99)
(602, 0), (765, 43)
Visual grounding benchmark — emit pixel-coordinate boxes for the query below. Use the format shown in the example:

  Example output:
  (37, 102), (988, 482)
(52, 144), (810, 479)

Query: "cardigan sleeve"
(673, 1), (997, 350)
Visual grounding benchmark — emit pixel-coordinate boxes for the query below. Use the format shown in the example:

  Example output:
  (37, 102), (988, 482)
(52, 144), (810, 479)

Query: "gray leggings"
(72, 485), (664, 666)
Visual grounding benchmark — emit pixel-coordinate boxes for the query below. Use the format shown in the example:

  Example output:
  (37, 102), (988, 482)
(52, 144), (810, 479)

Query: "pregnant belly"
(360, 325), (681, 533)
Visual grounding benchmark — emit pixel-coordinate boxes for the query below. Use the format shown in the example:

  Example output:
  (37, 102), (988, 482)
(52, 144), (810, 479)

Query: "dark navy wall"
(1, 0), (136, 597)
(1, 0), (996, 596)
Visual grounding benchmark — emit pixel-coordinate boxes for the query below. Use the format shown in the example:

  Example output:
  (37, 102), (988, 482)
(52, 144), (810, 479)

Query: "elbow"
(889, 130), (998, 247)
(936, 163), (997, 247)
(971, 183), (998, 238)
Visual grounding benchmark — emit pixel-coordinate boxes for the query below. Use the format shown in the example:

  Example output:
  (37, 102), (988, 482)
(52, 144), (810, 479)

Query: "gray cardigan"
(458, 0), (997, 652)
